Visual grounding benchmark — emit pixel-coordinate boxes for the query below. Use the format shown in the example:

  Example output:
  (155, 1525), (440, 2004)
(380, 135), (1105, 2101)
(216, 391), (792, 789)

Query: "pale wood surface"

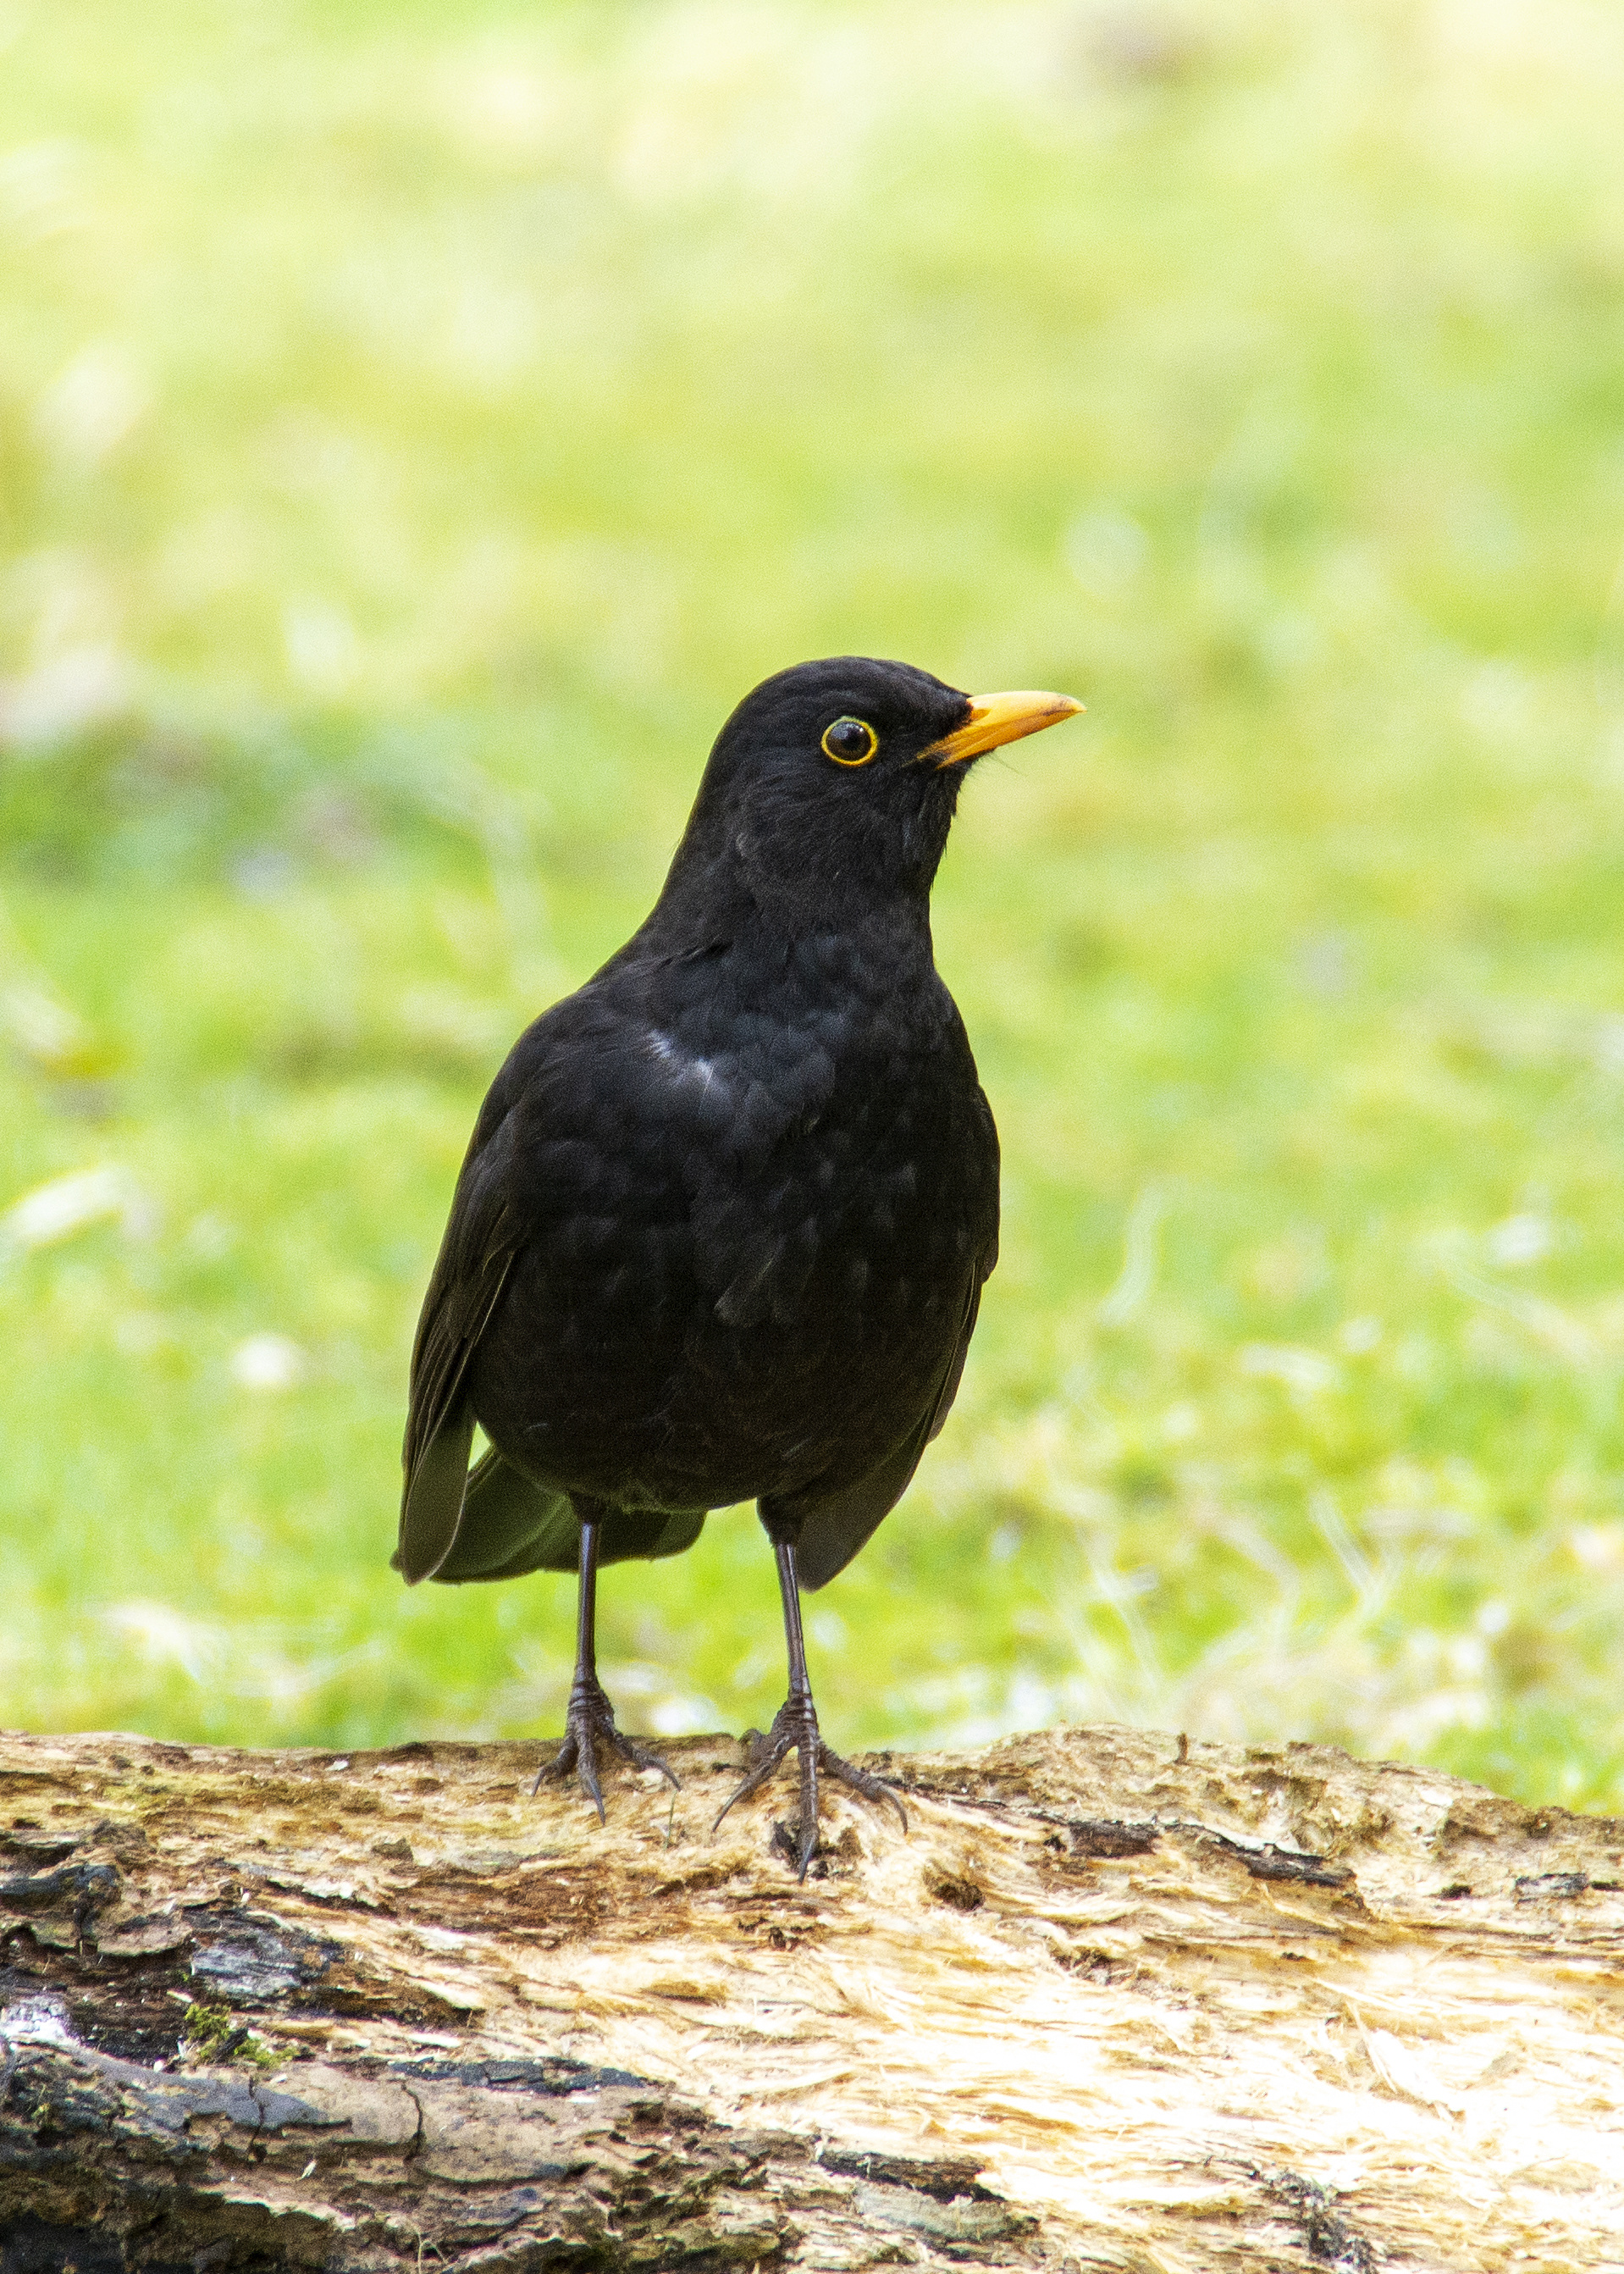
(3, 1723), (1621, 2269)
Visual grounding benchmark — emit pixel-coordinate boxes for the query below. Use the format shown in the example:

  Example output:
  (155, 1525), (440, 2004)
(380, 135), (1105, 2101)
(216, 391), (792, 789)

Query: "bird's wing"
(428, 1450), (706, 1582)
(399, 971), (731, 1586)
(397, 1121), (522, 1584)
(792, 1275), (986, 1592)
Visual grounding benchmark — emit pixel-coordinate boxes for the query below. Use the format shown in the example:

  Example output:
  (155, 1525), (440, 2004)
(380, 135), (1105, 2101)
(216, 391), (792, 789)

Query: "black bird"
(395, 656), (1081, 1874)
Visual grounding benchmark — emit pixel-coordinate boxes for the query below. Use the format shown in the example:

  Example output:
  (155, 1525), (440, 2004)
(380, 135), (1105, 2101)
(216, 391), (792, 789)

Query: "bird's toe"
(818, 1741), (908, 1833)
(711, 1695), (903, 1872)
(793, 1746), (822, 1881)
(610, 1729), (682, 1791)
(539, 1678), (677, 1822)
(533, 1729), (578, 1797)
(712, 1723), (795, 1832)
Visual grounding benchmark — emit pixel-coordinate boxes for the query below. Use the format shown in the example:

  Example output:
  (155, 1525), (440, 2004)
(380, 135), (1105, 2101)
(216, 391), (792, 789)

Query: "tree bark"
(2, 1723), (1621, 2271)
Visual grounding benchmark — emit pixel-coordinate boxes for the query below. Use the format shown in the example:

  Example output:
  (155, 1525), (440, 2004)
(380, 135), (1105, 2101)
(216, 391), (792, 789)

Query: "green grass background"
(4, 0), (1624, 1809)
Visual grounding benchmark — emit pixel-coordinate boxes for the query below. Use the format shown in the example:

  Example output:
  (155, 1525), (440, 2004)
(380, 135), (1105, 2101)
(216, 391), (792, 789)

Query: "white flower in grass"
(230, 1333), (308, 1391)
(649, 1694), (718, 1738)
(1238, 1343), (1340, 1393)
(103, 1601), (223, 1681)
(0, 1164), (152, 1251)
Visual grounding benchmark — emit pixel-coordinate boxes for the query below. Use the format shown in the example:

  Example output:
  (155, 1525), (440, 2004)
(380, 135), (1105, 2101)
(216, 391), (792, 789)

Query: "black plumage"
(396, 656), (1081, 1873)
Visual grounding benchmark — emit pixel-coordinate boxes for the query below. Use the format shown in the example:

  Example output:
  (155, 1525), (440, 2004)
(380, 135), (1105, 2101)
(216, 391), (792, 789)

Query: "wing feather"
(430, 1451), (708, 1583)
(396, 1165), (518, 1583)
(791, 1277), (986, 1592)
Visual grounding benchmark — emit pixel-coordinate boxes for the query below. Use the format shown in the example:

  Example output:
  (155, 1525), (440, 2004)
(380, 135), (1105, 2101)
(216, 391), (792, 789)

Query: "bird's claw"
(538, 1674), (680, 1821)
(713, 1692), (907, 1879)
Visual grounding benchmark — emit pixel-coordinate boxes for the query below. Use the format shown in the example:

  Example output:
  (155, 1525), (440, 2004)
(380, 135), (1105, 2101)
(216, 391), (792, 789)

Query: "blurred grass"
(4, 0), (1624, 1809)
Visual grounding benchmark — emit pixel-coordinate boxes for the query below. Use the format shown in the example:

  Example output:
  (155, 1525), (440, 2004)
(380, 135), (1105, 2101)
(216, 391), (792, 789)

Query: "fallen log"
(1, 1723), (1621, 2270)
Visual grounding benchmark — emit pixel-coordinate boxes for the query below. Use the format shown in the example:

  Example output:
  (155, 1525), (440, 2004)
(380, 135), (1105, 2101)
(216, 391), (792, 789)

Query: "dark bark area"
(0, 2039), (1040, 2271)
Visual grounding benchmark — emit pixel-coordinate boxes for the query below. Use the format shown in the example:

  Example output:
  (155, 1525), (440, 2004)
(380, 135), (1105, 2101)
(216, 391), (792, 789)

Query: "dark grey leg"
(713, 1536), (905, 1878)
(541, 1509), (681, 1818)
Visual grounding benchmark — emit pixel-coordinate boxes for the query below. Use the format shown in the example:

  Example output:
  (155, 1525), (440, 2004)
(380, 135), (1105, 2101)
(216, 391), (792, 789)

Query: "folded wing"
(787, 1273), (986, 1592)
(396, 1115), (520, 1583)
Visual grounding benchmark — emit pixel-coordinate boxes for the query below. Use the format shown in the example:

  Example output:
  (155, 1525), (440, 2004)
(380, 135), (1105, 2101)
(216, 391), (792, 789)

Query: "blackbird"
(395, 656), (1081, 1874)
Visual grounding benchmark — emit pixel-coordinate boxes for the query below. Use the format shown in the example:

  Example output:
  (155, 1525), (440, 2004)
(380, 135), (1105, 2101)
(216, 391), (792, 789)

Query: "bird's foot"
(538, 1674), (681, 1823)
(712, 1691), (907, 1880)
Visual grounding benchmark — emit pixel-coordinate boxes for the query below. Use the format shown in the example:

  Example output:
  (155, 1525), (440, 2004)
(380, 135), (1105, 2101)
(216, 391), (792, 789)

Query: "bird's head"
(663, 656), (1083, 932)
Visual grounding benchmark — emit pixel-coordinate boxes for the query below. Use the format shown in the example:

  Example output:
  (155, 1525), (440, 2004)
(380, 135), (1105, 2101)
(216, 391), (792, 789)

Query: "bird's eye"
(821, 717), (878, 766)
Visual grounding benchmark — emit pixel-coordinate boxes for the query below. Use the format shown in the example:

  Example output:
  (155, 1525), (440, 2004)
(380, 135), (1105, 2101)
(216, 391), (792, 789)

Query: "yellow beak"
(921, 689), (1085, 768)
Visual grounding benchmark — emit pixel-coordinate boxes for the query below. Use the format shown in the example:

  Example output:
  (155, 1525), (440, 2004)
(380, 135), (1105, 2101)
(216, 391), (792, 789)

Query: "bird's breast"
(470, 954), (995, 1508)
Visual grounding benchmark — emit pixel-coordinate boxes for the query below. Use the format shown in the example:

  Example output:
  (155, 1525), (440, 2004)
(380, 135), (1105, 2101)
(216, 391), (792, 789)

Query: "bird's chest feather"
(486, 939), (995, 1490)
(650, 950), (987, 1334)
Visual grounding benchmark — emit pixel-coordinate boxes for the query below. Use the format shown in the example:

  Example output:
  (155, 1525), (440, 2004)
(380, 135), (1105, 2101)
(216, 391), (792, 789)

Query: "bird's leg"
(713, 1536), (906, 1879)
(540, 1511), (680, 1819)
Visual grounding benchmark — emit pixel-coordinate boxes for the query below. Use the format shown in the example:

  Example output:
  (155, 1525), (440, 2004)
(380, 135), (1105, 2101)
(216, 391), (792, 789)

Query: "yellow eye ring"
(821, 716), (878, 766)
